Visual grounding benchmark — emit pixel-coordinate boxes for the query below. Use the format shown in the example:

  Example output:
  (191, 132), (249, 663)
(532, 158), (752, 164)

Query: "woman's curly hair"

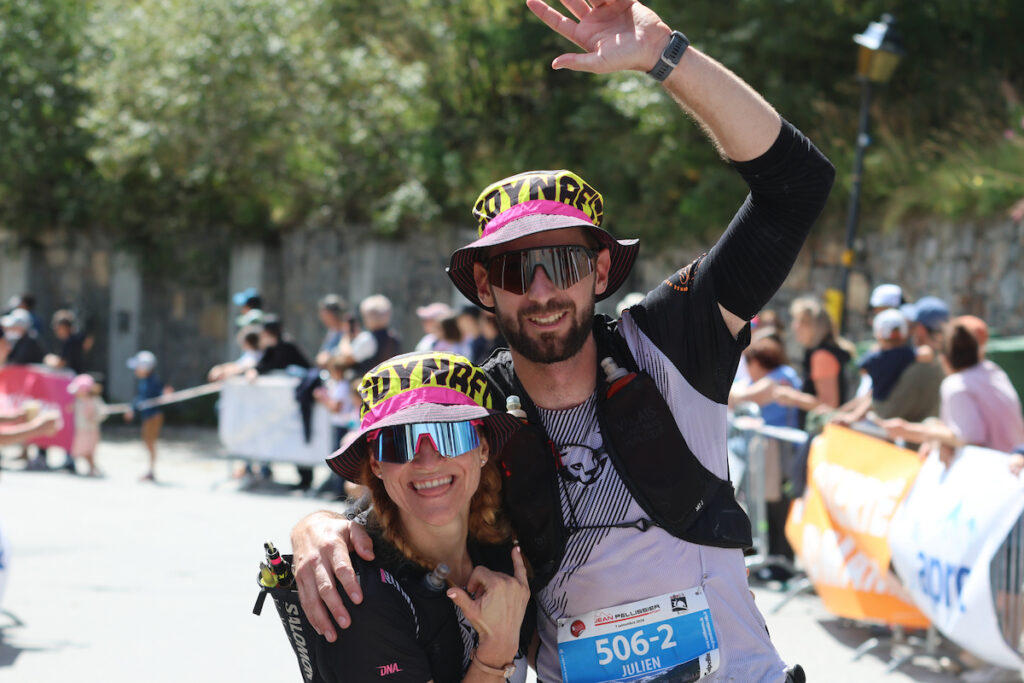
(359, 425), (514, 572)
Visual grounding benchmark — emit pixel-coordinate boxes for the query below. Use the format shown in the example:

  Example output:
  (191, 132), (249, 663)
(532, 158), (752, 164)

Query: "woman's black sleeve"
(314, 570), (432, 683)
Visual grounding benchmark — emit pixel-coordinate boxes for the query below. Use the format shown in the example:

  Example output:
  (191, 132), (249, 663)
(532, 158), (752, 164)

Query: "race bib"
(557, 587), (720, 682)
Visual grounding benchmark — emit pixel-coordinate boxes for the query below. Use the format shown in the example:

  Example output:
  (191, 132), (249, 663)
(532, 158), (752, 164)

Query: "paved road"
(0, 426), (971, 682)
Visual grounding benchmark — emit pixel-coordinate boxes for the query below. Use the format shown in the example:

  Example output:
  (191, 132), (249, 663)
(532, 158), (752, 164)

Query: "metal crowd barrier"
(992, 513), (1024, 659)
(731, 408), (1024, 673)
(727, 406), (808, 583)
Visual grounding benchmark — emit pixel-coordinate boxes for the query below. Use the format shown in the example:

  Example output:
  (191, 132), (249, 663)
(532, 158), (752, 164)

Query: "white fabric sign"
(889, 446), (1024, 669)
(218, 375), (334, 465)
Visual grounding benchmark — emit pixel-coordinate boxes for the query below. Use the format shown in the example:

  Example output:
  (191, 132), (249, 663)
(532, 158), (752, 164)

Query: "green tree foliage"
(79, 0), (442, 275)
(0, 0), (100, 237)
(1, 0), (1022, 259)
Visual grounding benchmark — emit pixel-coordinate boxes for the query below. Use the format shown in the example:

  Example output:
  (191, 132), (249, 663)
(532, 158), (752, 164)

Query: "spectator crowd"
(0, 284), (513, 489)
(4, 278), (1023, 502)
(202, 287), (509, 497)
(728, 282), (1024, 598)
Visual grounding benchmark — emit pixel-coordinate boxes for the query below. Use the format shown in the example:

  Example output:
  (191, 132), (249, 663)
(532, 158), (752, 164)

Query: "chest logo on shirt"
(559, 443), (607, 486)
(377, 662), (403, 676)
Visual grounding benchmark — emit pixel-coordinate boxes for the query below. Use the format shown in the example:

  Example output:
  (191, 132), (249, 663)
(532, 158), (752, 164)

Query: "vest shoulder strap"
(481, 349), (543, 424)
(481, 315), (637, 418)
(592, 314), (640, 375)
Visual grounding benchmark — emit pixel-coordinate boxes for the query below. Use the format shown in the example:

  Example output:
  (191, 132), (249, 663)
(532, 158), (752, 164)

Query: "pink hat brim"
(325, 403), (523, 483)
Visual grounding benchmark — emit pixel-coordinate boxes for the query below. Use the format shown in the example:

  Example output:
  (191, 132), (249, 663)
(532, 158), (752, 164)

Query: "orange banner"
(785, 425), (929, 627)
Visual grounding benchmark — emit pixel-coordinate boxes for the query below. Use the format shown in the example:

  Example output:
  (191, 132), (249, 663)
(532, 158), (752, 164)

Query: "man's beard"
(493, 292), (595, 364)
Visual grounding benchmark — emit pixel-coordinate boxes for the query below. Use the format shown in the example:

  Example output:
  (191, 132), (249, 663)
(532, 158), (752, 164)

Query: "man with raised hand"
(291, 1), (833, 680)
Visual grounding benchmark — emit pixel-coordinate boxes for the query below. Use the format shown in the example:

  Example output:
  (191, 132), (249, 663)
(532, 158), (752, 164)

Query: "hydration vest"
(345, 547), (468, 683)
(257, 538), (529, 683)
(482, 315), (752, 592)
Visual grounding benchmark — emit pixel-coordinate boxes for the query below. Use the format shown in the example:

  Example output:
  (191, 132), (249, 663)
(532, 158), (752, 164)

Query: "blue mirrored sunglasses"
(368, 421), (482, 464)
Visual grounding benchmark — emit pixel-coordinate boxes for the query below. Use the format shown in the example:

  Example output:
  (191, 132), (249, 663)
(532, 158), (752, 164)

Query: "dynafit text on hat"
(446, 170), (639, 311)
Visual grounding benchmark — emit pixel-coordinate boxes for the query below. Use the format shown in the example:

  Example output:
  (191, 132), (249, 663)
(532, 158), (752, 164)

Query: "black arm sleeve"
(629, 254), (749, 404)
(314, 565), (432, 683)
(707, 118), (836, 321)
(626, 121), (832, 403)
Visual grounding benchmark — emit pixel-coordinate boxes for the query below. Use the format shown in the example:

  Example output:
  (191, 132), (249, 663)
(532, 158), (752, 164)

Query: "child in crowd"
(312, 357), (360, 499)
(124, 351), (171, 482)
(207, 326), (263, 381)
(858, 308), (916, 405)
(67, 374), (108, 477)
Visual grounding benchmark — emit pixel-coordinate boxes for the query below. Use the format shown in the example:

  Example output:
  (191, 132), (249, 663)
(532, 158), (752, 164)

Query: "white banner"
(217, 375), (334, 466)
(889, 446), (1024, 669)
(0, 522), (8, 610)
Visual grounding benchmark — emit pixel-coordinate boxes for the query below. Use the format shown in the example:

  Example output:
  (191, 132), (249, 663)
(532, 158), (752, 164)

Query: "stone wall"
(0, 231), (231, 402)
(632, 217), (1024, 342)
(0, 224), (473, 401)
(267, 223), (469, 355)
(2, 215), (1019, 404)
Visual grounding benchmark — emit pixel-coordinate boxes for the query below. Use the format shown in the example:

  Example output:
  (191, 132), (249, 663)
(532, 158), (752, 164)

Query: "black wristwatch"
(647, 30), (690, 82)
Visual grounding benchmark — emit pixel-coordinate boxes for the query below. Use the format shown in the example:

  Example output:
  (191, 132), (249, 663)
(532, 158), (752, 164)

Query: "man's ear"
(473, 262), (494, 308)
(594, 248), (611, 296)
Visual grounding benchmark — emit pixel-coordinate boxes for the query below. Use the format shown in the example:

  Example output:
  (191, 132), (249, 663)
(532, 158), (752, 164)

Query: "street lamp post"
(834, 14), (905, 334)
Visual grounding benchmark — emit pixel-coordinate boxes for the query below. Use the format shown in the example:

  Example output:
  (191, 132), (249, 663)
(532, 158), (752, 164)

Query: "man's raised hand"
(525, 0), (671, 74)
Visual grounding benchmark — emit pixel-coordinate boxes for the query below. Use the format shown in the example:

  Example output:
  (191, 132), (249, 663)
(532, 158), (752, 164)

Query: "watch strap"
(647, 30), (690, 82)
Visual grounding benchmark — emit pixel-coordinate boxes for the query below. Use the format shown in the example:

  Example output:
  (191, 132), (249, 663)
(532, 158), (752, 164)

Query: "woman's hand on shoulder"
(447, 545), (529, 667)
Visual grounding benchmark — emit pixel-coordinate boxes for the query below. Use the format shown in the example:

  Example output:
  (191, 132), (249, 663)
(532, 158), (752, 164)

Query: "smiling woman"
(315, 351), (532, 682)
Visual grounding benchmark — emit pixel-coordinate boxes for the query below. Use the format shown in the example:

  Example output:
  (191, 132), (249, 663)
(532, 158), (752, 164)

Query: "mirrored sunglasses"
(486, 245), (596, 295)
(368, 421), (482, 464)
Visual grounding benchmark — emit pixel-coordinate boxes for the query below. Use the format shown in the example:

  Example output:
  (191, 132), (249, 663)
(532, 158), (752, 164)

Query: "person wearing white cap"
(124, 350), (170, 482)
(832, 300), (949, 429)
(1, 308), (44, 365)
(842, 283), (903, 423)
(868, 283), (903, 313)
(856, 309), (915, 403)
(870, 296), (950, 424)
